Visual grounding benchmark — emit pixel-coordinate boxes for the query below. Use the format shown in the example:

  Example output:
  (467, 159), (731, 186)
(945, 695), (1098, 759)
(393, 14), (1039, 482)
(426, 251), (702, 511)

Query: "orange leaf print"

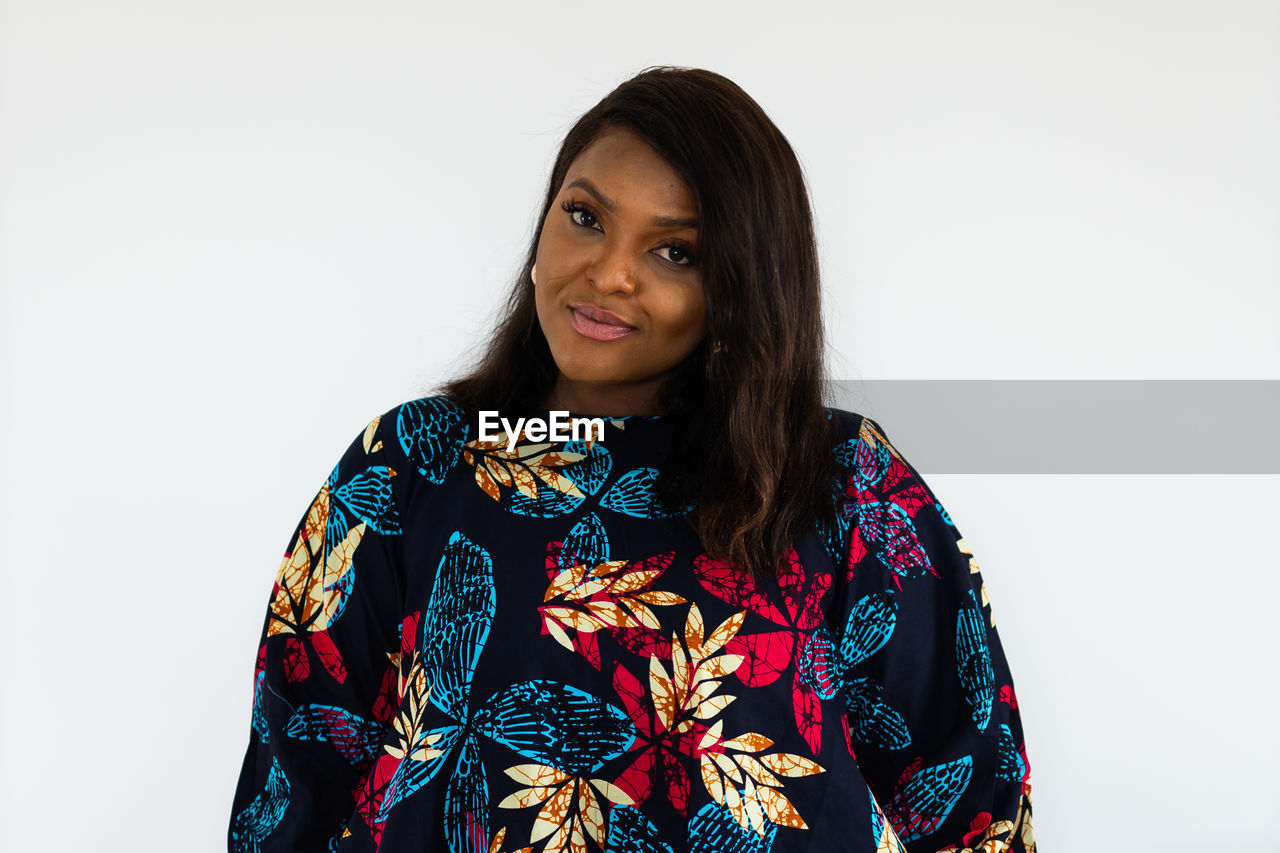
(498, 764), (633, 853)
(583, 600), (631, 628)
(703, 610), (746, 657)
(463, 437), (587, 505)
(697, 721), (826, 836)
(733, 753), (780, 787)
(722, 732), (773, 753)
(756, 785), (805, 830)
(599, 565), (662, 596)
(632, 590), (684, 606)
(531, 779), (576, 843)
(684, 604), (706, 651)
(861, 418), (906, 465)
(539, 554), (685, 670)
(648, 656), (677, 731)
(268, 481), (367, 638)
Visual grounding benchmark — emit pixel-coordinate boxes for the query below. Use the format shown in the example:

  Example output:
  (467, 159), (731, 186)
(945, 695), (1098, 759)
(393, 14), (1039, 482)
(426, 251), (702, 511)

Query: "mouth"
(568, 303), (637, 342)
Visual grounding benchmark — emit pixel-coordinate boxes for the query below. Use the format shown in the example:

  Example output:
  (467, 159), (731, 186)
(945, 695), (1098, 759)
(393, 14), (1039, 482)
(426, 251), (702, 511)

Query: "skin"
(534, 127), (707, 417)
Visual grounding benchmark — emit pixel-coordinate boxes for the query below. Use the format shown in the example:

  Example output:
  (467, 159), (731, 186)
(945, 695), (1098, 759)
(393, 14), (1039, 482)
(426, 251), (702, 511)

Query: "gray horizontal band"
(822, 379), (1279, 475)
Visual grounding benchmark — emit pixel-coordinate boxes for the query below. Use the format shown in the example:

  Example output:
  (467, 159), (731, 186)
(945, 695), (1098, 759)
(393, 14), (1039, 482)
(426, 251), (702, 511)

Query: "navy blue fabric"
(229, 396), (1035, 853)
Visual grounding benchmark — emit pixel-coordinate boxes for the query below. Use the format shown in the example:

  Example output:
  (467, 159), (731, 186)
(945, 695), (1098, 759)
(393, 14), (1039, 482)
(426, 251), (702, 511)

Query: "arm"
(228, 408), (407, 852)
(835, 415), (1035, 853)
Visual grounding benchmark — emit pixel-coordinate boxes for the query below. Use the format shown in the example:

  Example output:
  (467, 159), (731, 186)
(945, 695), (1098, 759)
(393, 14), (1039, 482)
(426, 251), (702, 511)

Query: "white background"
(2, 1), (1277, 850)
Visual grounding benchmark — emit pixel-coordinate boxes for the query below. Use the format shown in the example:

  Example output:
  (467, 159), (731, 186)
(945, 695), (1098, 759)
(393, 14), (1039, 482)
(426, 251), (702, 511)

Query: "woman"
(229, 66), (1036, 853)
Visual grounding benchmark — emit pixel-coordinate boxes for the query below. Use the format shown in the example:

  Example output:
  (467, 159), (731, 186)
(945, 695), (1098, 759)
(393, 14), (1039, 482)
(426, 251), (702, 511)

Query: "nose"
(586, 239), (637, 296)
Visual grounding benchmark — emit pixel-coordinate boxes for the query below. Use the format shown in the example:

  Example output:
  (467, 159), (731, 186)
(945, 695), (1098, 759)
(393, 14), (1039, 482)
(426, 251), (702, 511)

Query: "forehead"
(564, 129), (696, 212)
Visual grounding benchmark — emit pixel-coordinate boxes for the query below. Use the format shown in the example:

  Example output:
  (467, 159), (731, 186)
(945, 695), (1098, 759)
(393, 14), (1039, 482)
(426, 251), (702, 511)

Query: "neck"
(542, 376), (670, 418)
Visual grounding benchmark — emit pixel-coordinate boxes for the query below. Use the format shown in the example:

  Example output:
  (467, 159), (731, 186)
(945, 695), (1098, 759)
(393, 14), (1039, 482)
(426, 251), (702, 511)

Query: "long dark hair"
(437, 65), (840, 578)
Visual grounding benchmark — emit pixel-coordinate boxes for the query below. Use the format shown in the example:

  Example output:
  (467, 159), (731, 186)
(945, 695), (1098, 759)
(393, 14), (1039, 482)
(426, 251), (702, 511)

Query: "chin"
(555, 363), (633, 384)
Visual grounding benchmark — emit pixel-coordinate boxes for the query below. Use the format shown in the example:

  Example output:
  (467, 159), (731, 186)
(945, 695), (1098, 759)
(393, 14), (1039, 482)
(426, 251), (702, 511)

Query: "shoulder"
(821, 405), (903, 453)
(822, 405), (867, 444)
(821, 407), (937, 526)
(821, 410), (974, 587)
(821, 406), (914, 476)
(821, 405), (886, 472)
(374, 395), (473, 485)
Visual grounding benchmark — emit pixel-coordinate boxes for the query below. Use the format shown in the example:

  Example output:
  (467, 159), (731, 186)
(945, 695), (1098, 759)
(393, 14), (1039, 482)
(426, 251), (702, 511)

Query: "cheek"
(537, 220), (581, 270)
(656, 290), (706, 343)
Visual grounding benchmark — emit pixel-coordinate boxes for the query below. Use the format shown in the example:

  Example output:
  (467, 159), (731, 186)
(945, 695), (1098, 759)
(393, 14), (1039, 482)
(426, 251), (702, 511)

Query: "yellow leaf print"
(500, 765), (630, 853)
(758, 752), (822, 778)
(540, 606), (605, 634)
(958, 537), (980, 574)
(505, 763), (571, 788)
(702, 610), (746, 658)
(756, 785), (804, 829)
(692, 693), (735, 720)
(362, 414), (382, 454)
(658, 604), (827, 833)
(268, 483), (366, 637)
(697, 723), (826, 836)
(543, 616), (575, 652)
(578, 783), (604, 850)
(600, 565), (662, 596)
(462, 437), (587, 505)
(587, 778), (633, 807)
(645, 606), (747, 739)
(699, 653), (745, 681)
(699, 756), (725, 804)
(385, 656), (444, 763)
(531, 780), (575, 843)
(539, 556), (686, 650)
(671, 637), (691, 705)
(583, 600), (632, 628)
(649, 655), (677, 731)
(312, 521), (366, 631)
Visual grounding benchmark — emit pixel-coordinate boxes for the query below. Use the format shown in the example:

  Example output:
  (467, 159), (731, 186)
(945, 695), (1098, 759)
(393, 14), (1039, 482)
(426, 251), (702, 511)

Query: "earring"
(711, 340), (726, 353)
(530, 264), (537, 285)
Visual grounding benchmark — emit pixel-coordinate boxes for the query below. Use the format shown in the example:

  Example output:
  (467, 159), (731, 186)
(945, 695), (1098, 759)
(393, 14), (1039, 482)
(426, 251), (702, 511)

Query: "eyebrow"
(566, 177), (699, 229)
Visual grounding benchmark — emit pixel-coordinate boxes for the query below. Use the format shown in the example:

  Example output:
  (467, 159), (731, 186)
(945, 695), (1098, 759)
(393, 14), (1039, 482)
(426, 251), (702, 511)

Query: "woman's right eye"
(561, 200), (599, 230)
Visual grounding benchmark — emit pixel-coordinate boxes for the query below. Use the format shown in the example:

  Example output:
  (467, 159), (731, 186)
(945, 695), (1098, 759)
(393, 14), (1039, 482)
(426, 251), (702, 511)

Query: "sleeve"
(834, 415), (1035, 853)
(228, 407), (407, 853)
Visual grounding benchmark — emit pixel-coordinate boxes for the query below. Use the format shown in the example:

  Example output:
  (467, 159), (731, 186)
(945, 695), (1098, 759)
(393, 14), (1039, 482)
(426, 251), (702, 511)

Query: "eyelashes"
(561, 199), (599, 230)
(560, 199), (699, 268)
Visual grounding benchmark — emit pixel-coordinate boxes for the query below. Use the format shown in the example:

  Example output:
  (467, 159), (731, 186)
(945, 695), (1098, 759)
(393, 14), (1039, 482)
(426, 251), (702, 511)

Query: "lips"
(568, 303), (637, 342)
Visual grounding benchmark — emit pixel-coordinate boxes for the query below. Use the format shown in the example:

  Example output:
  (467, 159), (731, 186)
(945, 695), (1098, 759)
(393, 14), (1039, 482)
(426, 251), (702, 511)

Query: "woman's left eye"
(656, 244), (698, 267)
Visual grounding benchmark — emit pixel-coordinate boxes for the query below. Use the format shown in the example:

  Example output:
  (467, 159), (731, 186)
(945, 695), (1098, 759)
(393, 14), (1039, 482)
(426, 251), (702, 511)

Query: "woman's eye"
(657, 245), (697, 267)
(561, 200), (599, 230)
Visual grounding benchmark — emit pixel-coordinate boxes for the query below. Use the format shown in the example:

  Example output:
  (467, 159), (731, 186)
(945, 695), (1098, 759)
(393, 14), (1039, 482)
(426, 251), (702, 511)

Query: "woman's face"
(534, 127), (706, 415)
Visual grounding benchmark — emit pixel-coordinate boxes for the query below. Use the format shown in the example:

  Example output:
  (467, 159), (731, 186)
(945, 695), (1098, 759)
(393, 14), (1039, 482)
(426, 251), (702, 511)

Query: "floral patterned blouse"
(228, 396), (1036, 853)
